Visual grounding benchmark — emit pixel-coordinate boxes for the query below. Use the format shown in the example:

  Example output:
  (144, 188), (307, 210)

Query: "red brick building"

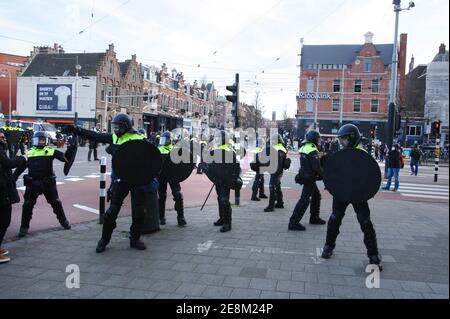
(296, 32), (407, 142)
(0, 53), (28, 116)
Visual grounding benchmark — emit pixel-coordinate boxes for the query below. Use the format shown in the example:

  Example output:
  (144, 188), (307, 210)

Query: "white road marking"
(73, 204), (99, 215)
(84, 175), (100, 178)
(65, 178), (85, 182)
(401, 194), (449, 200)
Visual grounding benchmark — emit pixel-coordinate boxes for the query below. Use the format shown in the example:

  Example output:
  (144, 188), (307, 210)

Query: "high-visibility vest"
(159, 144), (174, 154)
(112, 132), (145, 145)
(299, 143), (318, 155)
(27, 146), (55, 157)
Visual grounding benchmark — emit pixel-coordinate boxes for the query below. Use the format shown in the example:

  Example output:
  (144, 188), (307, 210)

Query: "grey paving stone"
(149, 280), (181, 293)
(400, 281), (433, 293)
(305, 283), (334, 296)
(291, 271), (318, 283)
(362, 288), (395, 299)
(428, 283), (449, 295)
(249, 278), (277, 291)
(230, 288), (262, 299)
(126, 277), (153, 290)
(260, 291), (290, 299)
(201, 286), (233, 299)
(101, 275), (131, 288)
(333, 286), (365, 298)
(172, 262), (197, 272)
(194, 264), (220, 274)
(276, 280), (305, 294)
(240, 267), (268, 278)
(175, 283), (207, 296)
(266, 269), (291, 280)
(317, 273), (346, 285)
(96, 287), (128, 299)
(290, 293), (320, 299)
(222, 276), (252, 289)
(422, 293), (449, 299)
(392, 290), (424, 299)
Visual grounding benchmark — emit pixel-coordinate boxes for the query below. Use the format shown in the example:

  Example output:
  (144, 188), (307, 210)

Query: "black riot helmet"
(337, 124), (362, 148)
(112, 113), (133, 137)
(32, 131), (49, 149)
(5, 120), (10, 127)
(305, 130), (321, 146)
(159, 131), (172, 146)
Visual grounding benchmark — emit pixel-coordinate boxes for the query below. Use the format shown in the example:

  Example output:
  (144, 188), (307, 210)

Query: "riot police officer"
(289, 130), (326, 231)
(210, 130), (241, 233)
(264, 134), (289, 212)
(251, 137), (268, 201)
(321, 124), (382, 269)
(158, 131), (187, 227)
(13, 131), (71, 238)
(69, 113), (148, 253)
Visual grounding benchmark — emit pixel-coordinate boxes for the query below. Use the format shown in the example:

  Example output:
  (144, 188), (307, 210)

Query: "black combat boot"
(214, 205), (224, 226)
(321, 244), (335, 259)
(368, 255), (383, 271)
(309, 194), (325, 225)
(288, 221), (306, 231)
(220, 206), (232, 233)
(251, 191), (260, 201)
(274, 186), (284, 208)
(177, 211), (187, 227)
(264, 188), (276, 212)
(159, 198), (166, 225)
(130, 239), (147, 250)
(96, 238), (108, 253)
(309, 217), (326, 225)
(60, 219), (71, 230)
(175, 197), (187, 227)
(18, 226), (29, 238)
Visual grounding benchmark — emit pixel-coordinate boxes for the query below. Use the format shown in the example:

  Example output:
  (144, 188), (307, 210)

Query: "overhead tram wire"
(61, 0), (132, 46)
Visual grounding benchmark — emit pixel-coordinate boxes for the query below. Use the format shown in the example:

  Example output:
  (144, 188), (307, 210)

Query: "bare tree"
(254, 90), (265, 129)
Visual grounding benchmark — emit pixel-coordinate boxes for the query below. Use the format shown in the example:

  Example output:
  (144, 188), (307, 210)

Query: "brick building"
(296, 32), (408, 142)
(0, 53), (28, 116)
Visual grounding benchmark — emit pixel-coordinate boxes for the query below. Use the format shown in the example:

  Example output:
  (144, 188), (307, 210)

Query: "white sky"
(0, 0), (448, 119)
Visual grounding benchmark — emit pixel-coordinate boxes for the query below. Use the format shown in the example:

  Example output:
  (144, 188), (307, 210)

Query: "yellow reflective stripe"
(356, 144), (368, 153)
(27, 147), (55, 157)
(159, 144), (174, 154)
(299, 143), (317, 155)
(274, 144), (287, 153)
(112, 132), (145, 145)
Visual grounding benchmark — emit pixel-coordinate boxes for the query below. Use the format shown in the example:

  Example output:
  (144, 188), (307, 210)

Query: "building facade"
(296, 32), (408, 143)
(0, 53), (28, 117)
(424, 44), (449, 144)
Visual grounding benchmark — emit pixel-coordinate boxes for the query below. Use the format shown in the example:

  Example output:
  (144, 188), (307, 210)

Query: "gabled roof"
(301, 44), (394, 67)
(21, 53), (106, 77)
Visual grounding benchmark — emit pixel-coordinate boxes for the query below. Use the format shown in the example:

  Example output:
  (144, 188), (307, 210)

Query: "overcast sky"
(0, 0), (448, 119)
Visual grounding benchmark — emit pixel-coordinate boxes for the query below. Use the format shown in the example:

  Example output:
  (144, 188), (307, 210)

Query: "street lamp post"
(0, 69), (12, 121)
(388, 0), (415, 148)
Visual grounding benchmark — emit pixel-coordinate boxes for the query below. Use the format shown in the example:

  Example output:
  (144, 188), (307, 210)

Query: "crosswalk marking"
(387, 182), (448, 189)
(382, 180), (449, 201)
(73, 204), (99, 215)
(393, 186), (449, 193)
(84, 175), (100, 178)
(401, 194), (449, 200)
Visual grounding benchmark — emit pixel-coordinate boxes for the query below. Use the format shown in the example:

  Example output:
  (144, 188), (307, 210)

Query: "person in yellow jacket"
(13, 131), (71, 238)
(69, 113), (148, 253)
(289, 130), (326, 231)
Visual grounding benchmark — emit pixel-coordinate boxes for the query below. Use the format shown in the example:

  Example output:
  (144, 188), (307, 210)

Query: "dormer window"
(364, 58), (372, 72)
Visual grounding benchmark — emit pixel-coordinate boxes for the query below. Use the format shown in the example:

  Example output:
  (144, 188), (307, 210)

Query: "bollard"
(235, 131), (241, 206)
(434, 137), (440, 182)
(99, 157), (107, 224)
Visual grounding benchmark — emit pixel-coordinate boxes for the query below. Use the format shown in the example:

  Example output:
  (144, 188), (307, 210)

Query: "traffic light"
(431, 121), (441, 136)
(226, 73), (240, 128)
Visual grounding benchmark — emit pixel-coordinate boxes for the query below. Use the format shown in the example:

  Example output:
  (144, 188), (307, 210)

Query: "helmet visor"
(33, 136), (48, 147)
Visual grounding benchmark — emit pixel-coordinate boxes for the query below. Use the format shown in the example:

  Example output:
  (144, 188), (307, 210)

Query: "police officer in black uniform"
(13, 131), (71, 238)
(289, 130), (326, 231)
(264, 134), (289, 212)
(211, 130), (241, 233)
(68, 113), (148, 253)
(321, 124), (382, 269)
(251, 137), (268, 201)
(158, 131), (187, 227)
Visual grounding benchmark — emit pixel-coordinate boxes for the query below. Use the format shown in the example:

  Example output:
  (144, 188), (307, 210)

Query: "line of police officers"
(0, 113), (381, 269)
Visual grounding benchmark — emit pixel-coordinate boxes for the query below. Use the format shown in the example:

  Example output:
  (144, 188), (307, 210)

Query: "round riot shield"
(323, 148), (381, 204)
(205, 150), (240, 187)
(112, 140), (163, 185)
(161, 147), (195, 183)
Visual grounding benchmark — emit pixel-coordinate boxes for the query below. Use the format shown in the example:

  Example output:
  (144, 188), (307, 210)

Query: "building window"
(115, 87), (119, 103)
(333, 79), (341, 92)
(354, 79), (362, 92)
(332, 123), (339, 134)
(364, 58), (372, 72)
(353, 99), (361, 112)
(371, 99), (379, 113)
(109, 61), (113, 75)
(126, 90), (129, 106)
(107, 86), (112, 103)
(132, 69), (136, 82)
(407, 126), (422, 136)
(101, 84), (105, 102)
(332, 99), (340, 112)
(371, 79), (379, 93)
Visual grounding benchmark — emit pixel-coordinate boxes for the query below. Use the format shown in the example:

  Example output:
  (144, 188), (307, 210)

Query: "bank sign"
(298, 92), (331, 100)
(36, 84), (73, 112)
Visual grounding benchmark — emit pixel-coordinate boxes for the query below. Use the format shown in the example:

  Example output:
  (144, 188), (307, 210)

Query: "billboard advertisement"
(36, 84), (72, 112)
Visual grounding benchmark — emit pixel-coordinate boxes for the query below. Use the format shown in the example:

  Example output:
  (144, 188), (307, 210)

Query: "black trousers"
(251, 173), (265, 195)
(325, 199), (379, 256)
(268, 172), (283, 205)
(21, 180), (67, 229)
(102, 180), (146, 243)
(158, 176), (183, 219)
(0, 204), (12, 247)
(88, 148), (98, 160)
(215, 184), (232, 223)
(290, 181), (321, 223)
